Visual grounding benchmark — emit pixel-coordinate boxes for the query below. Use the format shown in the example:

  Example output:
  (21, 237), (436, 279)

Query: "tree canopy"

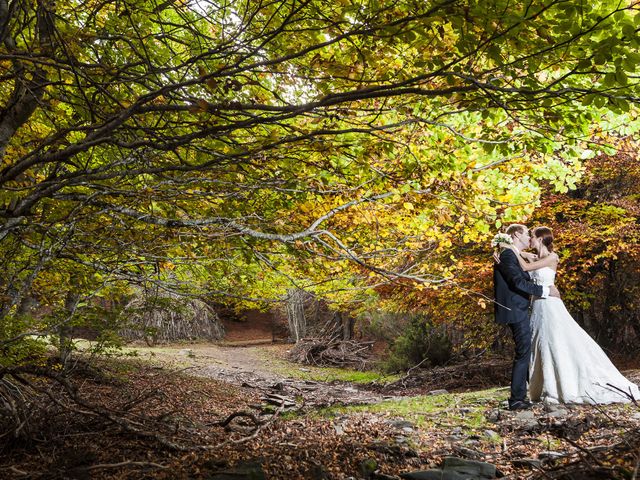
(1, 0), (640, 336)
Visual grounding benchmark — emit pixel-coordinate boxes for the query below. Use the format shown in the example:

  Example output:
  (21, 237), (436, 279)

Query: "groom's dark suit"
(494, 248), (544, 407)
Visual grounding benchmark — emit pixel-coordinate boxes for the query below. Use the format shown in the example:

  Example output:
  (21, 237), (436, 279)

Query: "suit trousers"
(508, 318), (532, 405)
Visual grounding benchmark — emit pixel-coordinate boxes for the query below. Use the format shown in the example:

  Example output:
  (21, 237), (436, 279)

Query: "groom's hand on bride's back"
(549, 285), (561, 298)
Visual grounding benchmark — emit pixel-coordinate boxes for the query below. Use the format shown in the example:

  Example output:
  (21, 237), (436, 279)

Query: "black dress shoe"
(508, 400), (533, 411)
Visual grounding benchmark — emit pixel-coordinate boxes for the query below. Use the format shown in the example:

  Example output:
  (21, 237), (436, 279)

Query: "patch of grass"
(281, 365), (400, 384)
(117, 344), (189, 356)
(266, 358), (401, 384)
(70, 338), (136, 356)
(79, 343), (199, 370)
(88, 343), (204, 366)
(317, 388), (505, 431)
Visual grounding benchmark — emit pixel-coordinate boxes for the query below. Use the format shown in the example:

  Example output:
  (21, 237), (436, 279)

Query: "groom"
(493, 224), (559, 410)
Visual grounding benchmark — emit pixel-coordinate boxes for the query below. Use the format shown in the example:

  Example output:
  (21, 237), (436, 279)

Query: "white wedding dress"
(529, 267), (640, 404)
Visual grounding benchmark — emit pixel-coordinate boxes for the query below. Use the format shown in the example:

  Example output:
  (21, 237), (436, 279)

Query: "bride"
(508, 226), (639, 404)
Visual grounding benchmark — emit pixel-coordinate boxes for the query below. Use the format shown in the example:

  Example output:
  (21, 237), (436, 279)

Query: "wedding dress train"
(528, 267), (640, 404)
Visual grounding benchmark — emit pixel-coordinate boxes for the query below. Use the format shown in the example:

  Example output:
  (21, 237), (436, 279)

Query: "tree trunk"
(60, 291), (79, 366)
(0, 0), (54, 162)
(333, 311), (354, 340)
(286, 289), (307, 343)
(17, 295), (37, 316)
(342, 313), (354, 341)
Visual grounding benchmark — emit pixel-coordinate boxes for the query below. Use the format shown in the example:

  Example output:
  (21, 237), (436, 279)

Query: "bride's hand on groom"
(519, 251), (538, 261)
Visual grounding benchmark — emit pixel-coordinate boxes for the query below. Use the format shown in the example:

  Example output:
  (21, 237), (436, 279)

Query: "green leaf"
(594, 95), (607, 108)
(593, 54), (607, 65)
(581, 94), (595, 106)
(622, 23), (636, 40)
(615, 69), (628, 85)
(603, 72), (617, 87)
(577, 58), (591, 70)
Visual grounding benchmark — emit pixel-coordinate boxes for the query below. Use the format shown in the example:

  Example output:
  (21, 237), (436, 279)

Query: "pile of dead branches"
(0, 360), (274, 453)
(541, 389), (640, 480)
(537, 416), (640, 479)
(381, 357), (512, 394)
(0, 375), (39, 446)
(0, 358), (288, 478)
(287, 338), (374, 369)
(0, 361), (186, 453)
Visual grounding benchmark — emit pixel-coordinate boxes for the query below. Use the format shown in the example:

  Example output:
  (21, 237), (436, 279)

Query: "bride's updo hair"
(533, 226), (554, 252)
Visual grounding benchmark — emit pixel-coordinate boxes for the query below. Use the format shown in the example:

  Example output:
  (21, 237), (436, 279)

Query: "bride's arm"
(519, 251), (538, 261)
(518, 252), (559, 272)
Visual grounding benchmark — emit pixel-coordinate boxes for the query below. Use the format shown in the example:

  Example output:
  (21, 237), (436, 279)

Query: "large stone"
(442, 457), (497, 478)
(400, 457), (498, 480)
(394, 435), (408, 444)
(514, 410), (539, 431)
(400, 470), (469, 480)
(206, 460), (266, 480)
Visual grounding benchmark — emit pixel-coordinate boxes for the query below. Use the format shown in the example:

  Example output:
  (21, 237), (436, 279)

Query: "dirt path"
(129, 342), (403, 409)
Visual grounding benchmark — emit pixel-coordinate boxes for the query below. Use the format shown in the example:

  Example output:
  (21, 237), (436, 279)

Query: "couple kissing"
(493, 224), (639, 410)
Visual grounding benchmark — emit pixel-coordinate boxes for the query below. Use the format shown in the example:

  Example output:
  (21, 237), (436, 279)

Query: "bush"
(0, 314), (48, 368)
(382, 314), (452, 372)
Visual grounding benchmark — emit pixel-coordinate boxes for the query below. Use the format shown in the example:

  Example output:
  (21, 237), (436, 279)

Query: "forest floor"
(1, 342), (639, 479)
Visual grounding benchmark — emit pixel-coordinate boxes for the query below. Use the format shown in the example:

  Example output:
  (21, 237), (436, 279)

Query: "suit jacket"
(493, 248), (544, 324)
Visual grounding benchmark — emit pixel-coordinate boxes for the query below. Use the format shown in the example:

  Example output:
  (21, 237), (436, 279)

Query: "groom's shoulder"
(498, 248), (517, 261)
(499, 247), (516, 257)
